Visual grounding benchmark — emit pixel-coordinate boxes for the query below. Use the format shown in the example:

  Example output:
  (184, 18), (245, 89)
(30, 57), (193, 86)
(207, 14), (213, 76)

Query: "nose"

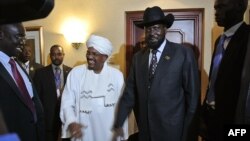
(86, 54), (94, 60)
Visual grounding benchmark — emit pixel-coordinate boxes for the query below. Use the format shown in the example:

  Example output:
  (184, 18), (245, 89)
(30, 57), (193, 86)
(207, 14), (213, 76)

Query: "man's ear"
(102, 55), (108, 63)
(164, 26), (168, 32)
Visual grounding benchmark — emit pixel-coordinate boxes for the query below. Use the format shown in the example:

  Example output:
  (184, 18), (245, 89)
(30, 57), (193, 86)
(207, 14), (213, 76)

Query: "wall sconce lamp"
(64, 32), (86, 49)
(71, 43), (83, 49)
(62, 18), (88, 49)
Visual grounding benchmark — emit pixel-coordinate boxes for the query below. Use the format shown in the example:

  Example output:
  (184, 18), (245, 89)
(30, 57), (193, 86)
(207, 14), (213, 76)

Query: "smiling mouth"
(87, 60), (95, 65)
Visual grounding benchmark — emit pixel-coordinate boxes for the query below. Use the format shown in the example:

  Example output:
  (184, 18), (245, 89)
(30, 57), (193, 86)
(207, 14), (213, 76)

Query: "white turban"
(86, 35), (113, 56)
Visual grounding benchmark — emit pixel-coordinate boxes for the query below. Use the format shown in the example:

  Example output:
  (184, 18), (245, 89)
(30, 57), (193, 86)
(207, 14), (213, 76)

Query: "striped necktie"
(149, 49), (158, 83)
(54, 67), (61, 89)
(9, 59), (37, 121)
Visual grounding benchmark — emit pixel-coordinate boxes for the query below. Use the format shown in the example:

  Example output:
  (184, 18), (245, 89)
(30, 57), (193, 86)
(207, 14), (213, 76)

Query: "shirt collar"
(0, 51), (11, 65)
(150, 39), (166, 53)
(224, 21), (243, 37)
(52, 64), (63, 70)
(24, 60), (30, 66)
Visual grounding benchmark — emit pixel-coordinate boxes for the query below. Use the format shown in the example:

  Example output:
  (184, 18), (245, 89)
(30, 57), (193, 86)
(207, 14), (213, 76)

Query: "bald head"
(214, 0), (248, 30)
(0, 23), (26, 57)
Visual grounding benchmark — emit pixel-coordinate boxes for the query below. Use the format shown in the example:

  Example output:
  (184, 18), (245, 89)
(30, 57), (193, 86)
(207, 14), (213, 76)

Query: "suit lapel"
(217, 23), (248, 77)
(47, 65), (57, 89)
(154, 40), (175, 81)
(0, 63), (33, 111)
(63, 65), (70, 84)
(140, 49), (151, 88)
(29, 63), (35, 78)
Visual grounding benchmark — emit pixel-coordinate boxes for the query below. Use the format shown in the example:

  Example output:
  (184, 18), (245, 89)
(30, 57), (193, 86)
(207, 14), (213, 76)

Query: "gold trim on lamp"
(72, 43), (82, 49)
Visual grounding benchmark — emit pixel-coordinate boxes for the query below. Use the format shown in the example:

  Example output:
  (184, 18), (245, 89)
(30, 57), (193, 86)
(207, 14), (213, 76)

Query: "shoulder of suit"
(63, 65), (72, 71)
(32, 62), (44, 68)
(168, 42), (195, 57)
(36, 64), (51, 72)
(166, 41), (185, 52)
(134, 47), (149, 56)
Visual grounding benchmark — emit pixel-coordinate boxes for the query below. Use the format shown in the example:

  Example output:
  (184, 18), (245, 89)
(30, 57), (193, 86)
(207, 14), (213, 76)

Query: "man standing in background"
(18, 41), (43, 79)
(201, 0), (250, 140)
(34, 44), (71, 141)
(0, 23), (45, 141)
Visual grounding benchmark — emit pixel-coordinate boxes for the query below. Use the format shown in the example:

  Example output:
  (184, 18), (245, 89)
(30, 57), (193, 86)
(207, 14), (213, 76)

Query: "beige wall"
(22, 0), (250, 135)
(23, 0), (215, 75)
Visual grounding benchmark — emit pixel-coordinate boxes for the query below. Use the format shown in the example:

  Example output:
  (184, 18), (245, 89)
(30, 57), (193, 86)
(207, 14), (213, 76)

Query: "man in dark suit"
(201, 0), (250, 140)
(0, 23), (45, 141)
(237, 33), (250, 125)
(18, 42), (43, 79)
(34, 44), (71, 141)
(113, 6), (200, 141)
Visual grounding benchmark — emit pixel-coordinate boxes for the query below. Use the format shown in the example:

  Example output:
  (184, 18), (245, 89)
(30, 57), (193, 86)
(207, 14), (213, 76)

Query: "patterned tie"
(207, 34), (228, 103)
(149, 49), (158, 82)
(54, 67), (61, 90)
(9, 59), (37, 121)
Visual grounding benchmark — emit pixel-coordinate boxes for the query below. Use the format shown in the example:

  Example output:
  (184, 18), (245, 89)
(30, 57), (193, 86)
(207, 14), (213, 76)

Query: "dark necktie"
(9, 59), (37, 121)
(149, 49), (158, 82)
(207, 34), (229, 103)
(54, 67), (61, 89)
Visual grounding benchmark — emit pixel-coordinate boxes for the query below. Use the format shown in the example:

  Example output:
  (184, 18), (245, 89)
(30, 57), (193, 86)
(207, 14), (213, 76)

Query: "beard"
(52, 59), (63, 66)
(146, 36), (165, 50)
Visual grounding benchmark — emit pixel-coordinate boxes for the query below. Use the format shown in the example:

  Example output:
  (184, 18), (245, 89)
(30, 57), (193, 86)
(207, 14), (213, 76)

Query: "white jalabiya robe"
(60, 63), (128, 141)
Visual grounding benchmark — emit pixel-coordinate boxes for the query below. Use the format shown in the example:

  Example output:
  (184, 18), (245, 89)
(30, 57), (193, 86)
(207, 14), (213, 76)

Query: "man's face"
(86, 47), (107, 73)
(0, 23), (26, 57)
(21, 45), (32, 62)
(145, 24), (166, 50)
(214, 0), (239, 28)
(50, 46), (64, 66)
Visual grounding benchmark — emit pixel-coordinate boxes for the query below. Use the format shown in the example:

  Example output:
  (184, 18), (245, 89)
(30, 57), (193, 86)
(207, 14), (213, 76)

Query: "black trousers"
(61, 138), (70, 141)
(128, 132), (139, 141)
(202, 103), (223, 141)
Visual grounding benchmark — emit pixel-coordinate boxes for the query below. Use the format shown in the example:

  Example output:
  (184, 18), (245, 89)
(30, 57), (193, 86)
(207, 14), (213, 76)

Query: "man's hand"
(112, 127), (124, 141)
(68, 122), (85, 138)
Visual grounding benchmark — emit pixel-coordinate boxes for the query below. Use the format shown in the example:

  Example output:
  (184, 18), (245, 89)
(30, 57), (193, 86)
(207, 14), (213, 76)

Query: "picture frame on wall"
(25, 26), (44, 65)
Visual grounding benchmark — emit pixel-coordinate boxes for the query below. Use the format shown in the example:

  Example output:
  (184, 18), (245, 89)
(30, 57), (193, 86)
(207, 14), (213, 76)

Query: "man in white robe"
(60, 35), (128, 141)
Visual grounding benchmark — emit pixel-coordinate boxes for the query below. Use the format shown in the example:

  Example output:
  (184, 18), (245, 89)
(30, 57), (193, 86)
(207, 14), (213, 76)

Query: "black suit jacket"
(236, 24), (250, 124)
(205, 23), (250, 125)
(33, 64), (71, 134)
(0, 62), (45, 141)
(115, 40), (200, 141)
(28, 61), (44, 79)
